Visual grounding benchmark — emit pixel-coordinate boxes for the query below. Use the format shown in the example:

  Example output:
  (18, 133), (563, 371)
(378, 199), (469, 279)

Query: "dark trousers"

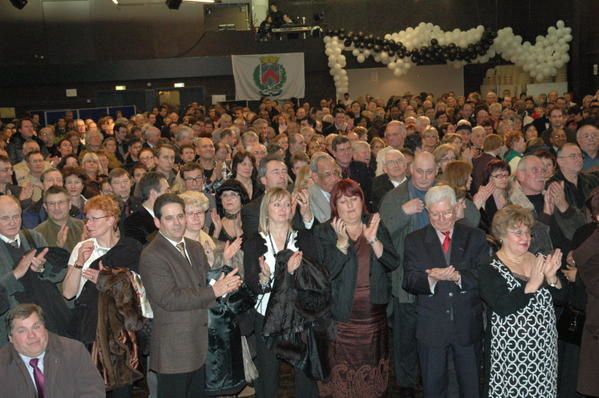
(392, 299), (420, 388)
(156, 366), (206, 398)
(418, 340), (481, 398)
(253, 311), (319, 398)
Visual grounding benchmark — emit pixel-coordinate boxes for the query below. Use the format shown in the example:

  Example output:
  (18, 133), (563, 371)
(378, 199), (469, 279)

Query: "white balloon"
(393, 68), (403, 77)
(388, 62), (397, 70)
(357, 55), (366, 63)
(363, 50), (371, 57)
(557, 20), (565, 28)
(352, 49), (360, 56)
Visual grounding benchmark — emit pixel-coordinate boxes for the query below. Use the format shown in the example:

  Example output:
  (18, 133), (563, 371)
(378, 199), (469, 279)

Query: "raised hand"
(332, 217), (349, 248)
(293, 189), (312, 222)
(402, 198), (425, 215)
(76, 240), (95, 267)
(543, 249), (563, 282)
(363, 213), (380, 243)
(30, 248), (48, 273)
(223, 236), (242, 264)
(82, 260), (106, 284)
(212, 268), (242, 297)
(19, 183), (33, 201)
(473, 182), (495, 209)
(525, 254), (546, 293)
(287, 251), (303, 274)
(12, 250), (37, 280)
(56, 224), (69, 248)
(258, 256), (271, 286)
(211, 208), (222, 238)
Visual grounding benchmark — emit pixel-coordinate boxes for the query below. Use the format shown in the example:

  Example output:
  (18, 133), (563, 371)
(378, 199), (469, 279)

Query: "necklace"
(224, 211), (239, 220)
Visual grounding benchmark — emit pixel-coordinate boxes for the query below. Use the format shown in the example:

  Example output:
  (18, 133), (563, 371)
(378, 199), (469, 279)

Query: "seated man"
(0, 304), (105, 397)
(34, 186), (84, 252)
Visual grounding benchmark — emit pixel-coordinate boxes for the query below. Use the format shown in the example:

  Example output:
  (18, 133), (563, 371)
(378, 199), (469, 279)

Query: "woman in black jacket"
(314, 179), (399, 398)
(244, 187), (325, 398)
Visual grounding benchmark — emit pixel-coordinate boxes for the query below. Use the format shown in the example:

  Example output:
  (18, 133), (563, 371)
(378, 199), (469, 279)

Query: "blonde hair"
(293, 165), (312, 192)
(258, 187), (292, 234)
(491, 204), (534, 241)
(179, 190), (210, 212)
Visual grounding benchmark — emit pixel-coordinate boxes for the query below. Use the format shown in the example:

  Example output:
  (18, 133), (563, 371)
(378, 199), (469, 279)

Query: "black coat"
(403, 223), (489, 347)
(314, 214), (399, 322)
(124, 208), (157, 246)
(371, 174), (395, 212)
(342, 161), (374, 211)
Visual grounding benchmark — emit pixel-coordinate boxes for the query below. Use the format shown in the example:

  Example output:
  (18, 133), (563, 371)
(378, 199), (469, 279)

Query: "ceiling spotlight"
(10, 0), (28, 9)
(112, 0), (118, 4)
(166, 0), (214, 9)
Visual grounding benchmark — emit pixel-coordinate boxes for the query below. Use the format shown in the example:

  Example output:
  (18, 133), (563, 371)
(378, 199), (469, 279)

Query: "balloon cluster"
(323, 21), (572, 97)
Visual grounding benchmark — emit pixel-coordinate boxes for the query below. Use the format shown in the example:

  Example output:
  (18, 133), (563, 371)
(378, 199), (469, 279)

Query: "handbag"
(557, 306), (585, 345)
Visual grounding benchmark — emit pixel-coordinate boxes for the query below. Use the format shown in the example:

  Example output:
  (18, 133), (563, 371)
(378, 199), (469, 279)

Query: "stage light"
(10, 0), (27, 9)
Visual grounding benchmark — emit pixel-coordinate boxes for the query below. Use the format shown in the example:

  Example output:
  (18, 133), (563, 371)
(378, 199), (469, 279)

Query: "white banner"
(231, 53), (305, 100)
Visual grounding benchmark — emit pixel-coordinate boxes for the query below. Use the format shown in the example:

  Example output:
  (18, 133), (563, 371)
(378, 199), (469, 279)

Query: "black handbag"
(557, 306), (585, 345)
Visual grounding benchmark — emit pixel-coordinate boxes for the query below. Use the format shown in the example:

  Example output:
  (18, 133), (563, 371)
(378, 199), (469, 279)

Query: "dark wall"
(0, 0), (597, 114)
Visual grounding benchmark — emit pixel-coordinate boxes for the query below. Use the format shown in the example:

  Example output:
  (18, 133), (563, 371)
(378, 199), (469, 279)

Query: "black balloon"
(358, 31), (364, 38)
(366, 42), (374, 49)
(431, 38), (438, 45)
(344, 39), (352, 47)
(388, 50), (396, 56)
(374, 44), (382, 52)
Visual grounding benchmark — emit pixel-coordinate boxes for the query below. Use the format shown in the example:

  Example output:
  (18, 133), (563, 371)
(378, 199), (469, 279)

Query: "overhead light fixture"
(174, 82), (185, 88)
(166, 0), (213, 10)
(115, 85), (127, 91)
(10, 0), (27, 9)
(112, 0), (118, 4)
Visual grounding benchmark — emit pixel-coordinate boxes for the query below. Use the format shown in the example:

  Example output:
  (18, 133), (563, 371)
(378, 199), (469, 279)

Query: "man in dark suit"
(140, 193), (241, 398)
(0, 303), (104, 397)
(371, 149), (407, 211)
(241, 155), (314, 237)
(331, 135), (373, 210)
(403, 185), (489, 398)
(124, 171), (169, 245)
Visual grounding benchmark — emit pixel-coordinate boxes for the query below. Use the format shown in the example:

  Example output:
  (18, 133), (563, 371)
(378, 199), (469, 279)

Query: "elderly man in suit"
(371, 149), (408, 211)
(403, 185), (489, 398)
(308, 152), (341, 223)
(140, 193), (241, 398)
(0, 303), (105, 397)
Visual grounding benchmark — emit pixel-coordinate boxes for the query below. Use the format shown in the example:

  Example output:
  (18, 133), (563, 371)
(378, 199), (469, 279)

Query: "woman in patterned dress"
(479, 205), (566, 398)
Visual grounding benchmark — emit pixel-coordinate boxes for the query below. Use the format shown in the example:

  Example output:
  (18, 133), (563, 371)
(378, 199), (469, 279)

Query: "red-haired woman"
(315, 179), (399, 397)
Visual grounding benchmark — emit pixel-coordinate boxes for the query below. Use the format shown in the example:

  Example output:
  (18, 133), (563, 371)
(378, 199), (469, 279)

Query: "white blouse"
(255, 230), (298, 316)
(68, 238), (112, 299)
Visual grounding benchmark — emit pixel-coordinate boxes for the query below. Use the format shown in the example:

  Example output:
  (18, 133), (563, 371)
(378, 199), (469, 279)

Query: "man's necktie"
(29, 358), (45, 398)
(8, 240), (19, 249)
(442, 231), (451, 254)
(176, 242), (191, 264)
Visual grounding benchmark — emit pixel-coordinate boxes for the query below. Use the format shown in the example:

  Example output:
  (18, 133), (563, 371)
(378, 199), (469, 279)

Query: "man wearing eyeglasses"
(0, 195), (66, 346)
(403, 185), (489, 398)
(179, 162), (216, 231)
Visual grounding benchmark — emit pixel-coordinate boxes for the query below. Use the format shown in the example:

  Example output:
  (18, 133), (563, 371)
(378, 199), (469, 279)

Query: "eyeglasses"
(507, 229), (532, 238)
(491, 173), (509, 179)
(186, 211), (204, 218)
(184, 176), (204, 183)
(558, 153), (583, 160)
(45, 200), (69, 208)
(0, 215), (20, 223)
(428, 208), (454, 219)
(85, 215), (110, 223)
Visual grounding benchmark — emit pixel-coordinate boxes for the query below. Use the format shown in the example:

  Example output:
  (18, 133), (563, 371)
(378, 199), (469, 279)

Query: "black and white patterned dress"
(479, 256), (561, 398)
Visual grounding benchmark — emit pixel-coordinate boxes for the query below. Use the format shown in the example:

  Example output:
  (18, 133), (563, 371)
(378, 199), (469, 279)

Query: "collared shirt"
(143, 205), (155, 219)
(255, 230), (298, 316)
(390, 176), (407, 188)
(0, 232), (21, 248)
(68, 238), (113, 298)
(582, 150), (599, 171)
(160, 232), (191, 264)
(18, 351), (46, 393)
(319, 187), (331, 201)
(429, 227), (461, 293)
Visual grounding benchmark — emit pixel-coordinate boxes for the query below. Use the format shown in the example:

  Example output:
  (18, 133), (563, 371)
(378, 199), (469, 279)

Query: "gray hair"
(424, 185), (456, 208)
(174, 125), (193, 142)
(309, 151), (335, 173)
(384, 149), (405, 164)
(351, 140), (370, 153)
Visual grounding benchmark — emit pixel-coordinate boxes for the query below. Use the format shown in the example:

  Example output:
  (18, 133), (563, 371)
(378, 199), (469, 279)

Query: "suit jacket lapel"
(424, 225), (448, 267)
(449, 223), (467, 268)
(157, 234), (201, 286)
(8, 345), (37, 395)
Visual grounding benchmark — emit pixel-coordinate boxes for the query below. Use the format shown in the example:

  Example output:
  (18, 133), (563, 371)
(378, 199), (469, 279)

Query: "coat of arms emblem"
(253, 55), (287, 97)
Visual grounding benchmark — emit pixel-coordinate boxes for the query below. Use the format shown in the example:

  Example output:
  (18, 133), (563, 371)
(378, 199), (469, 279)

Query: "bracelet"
(73, 264), (83, 269)
(368, 238), (379, 245)
(548, 278), (558, 287)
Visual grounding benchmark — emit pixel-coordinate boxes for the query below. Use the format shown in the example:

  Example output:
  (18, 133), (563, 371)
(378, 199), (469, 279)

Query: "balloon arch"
(323, 21), (573, 97)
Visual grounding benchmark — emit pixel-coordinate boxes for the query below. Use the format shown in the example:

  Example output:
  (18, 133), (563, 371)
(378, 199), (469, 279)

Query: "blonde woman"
(80, 152), (105, 198)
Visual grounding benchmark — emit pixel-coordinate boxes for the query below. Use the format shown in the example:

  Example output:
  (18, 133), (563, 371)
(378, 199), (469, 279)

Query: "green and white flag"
(231, 53), (305, 100)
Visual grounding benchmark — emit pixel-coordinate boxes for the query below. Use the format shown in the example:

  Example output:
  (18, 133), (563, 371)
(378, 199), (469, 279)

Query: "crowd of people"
(0, 88), (598, 398)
